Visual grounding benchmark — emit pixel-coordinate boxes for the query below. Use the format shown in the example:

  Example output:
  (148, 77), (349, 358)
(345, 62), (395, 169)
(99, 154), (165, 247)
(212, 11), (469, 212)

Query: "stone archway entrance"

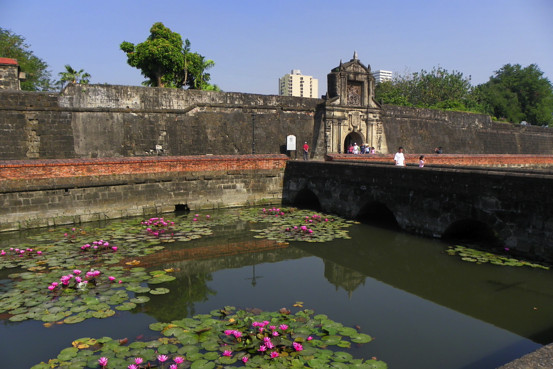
(344, 132), (364, 153)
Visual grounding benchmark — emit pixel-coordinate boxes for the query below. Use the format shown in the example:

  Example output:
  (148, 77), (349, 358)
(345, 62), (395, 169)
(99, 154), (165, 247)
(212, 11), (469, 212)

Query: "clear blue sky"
(2, 0), (552, 95)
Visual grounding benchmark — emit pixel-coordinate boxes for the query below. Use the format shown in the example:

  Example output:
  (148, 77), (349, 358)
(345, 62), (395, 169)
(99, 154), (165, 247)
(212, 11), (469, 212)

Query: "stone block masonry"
(0, 155), (288, 232)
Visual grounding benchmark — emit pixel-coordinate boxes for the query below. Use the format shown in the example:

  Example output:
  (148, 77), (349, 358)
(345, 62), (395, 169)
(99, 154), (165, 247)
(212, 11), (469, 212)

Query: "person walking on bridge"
(394, 147), (405, 166)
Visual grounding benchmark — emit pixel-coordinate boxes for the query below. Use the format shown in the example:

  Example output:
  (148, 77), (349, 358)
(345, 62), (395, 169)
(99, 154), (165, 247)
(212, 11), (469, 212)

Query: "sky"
(1, 0), (552, 96)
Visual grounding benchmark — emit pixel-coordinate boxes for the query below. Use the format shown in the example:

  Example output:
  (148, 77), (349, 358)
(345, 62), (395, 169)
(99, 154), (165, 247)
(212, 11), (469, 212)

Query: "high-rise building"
(279, 70), (318, 98)
(372, 70), (393, 84)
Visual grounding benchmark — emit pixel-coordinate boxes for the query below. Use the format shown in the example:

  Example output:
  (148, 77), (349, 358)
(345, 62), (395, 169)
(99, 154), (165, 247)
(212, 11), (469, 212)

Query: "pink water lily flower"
(241, 356), (249, 363)
(128, 365), (138, 369)
(174, 356), (185, 364)
(279, 324), (288, 330)
(158, 354), (169, 362)
(222, 350), (233, 357)
(270, 351), (279, 358)
(134, 357), (143, 364)
(170, 365), (177, 369)
(293, 342), (303, 351)
(98, 357), (108, 367)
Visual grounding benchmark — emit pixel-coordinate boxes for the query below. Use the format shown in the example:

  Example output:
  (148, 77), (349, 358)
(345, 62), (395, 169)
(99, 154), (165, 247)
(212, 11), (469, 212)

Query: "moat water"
(1, 209), (552, 369)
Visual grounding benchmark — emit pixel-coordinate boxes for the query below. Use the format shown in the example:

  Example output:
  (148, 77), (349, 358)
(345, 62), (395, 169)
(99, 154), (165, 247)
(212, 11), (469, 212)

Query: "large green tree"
(375, 67), (480, 112)
(0, 27), (52, 91)
(120, 22), (218, 90)
(476, 64), (553, 126)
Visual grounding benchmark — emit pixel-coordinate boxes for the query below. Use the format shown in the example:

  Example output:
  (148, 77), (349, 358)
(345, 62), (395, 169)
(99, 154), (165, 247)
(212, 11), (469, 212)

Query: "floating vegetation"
(31, 306), (386, 369)
(239, 207), (354, 243)
(0, 215), (209, 324)
(447, 245), (549, 269)
(0, 266), (174, 324)
(0, 208), (353, 325)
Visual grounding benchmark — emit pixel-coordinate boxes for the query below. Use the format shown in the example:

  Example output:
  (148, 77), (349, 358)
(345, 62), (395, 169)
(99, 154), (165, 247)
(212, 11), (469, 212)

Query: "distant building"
(279, 70), (318, 98)
(372, 70), (393, 84)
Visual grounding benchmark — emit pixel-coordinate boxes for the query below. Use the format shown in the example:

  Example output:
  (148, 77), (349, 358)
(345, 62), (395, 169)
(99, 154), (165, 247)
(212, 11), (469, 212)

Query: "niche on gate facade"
(323, 52), (388, 154)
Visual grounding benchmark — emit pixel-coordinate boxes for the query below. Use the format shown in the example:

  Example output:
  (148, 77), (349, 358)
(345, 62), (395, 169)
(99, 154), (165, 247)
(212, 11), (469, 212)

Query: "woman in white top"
(394, 147), (405, 166)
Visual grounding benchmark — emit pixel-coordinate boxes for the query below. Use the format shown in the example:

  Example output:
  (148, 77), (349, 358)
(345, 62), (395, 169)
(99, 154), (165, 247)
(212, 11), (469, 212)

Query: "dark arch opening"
(356, 201), (400, 230)
(344, 132), (364, 153)
(174, 204), (190, 213)
(293, 188), (322, 211)
(442, 219), (501, 248)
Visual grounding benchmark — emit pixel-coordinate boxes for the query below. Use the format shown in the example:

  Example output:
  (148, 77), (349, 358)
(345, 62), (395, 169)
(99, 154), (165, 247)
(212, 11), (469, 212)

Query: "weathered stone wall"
(0, 85), (323, 160)
(0, 155), (287, 232)
(0, 63), (20, 90)
(381, 105), (553, 154)
(0, 91), (75, 159)
(2, 85), (553, 160)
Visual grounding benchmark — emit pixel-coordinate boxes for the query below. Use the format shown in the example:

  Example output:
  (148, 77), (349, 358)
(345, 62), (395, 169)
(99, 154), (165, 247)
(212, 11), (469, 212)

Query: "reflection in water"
(324, 261), (366, 297)
(1, 212), (551, 369)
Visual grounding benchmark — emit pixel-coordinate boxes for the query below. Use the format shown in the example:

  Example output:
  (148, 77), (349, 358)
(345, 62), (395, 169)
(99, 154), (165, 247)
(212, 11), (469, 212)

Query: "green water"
(0, 210), (550, 368)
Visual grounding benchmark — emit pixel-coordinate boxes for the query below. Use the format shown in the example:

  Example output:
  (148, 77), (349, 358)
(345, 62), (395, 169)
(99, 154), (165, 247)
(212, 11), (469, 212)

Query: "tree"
(120, 22), (218, 90)
(58, 64), (91, 89)
(476, 64), (553, 126)
(375, 67), (480, 112)
(0, 27), (53, 91)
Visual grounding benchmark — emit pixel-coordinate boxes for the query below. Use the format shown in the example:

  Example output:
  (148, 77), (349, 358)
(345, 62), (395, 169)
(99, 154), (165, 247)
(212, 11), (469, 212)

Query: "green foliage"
(447, 245), (549, 269)
(375, 67), (480, 112)
(120, 22), (217, 90)
(58, 64), (91, 90)
(476, 64), (553, 126)
(31, 307), (386, 369)
(0, 27), (53, 91)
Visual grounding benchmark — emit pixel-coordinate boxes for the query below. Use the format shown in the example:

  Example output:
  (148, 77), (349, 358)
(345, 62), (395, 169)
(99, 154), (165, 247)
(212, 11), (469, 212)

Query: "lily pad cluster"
(0, 266), (176, 324)
(447, 245), (549, 269)
(31, 306), (386, 369)
(0, 214), (213, 324)
(239, 208), (355, 243)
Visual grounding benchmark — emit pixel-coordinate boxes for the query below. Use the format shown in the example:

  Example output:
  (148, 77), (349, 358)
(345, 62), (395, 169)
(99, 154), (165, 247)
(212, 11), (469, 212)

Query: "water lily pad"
(115, 302), (136, 311)
(150, 287), (170, 295)
(130, 295), (150, 304)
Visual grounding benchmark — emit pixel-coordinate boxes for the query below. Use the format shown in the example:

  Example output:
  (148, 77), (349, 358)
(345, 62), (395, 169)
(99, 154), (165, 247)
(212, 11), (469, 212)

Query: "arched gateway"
(323, 52), (388, 154)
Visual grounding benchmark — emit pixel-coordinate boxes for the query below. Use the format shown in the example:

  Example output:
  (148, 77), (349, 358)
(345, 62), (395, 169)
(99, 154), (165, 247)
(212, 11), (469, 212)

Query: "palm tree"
(58, 65), (91, 89)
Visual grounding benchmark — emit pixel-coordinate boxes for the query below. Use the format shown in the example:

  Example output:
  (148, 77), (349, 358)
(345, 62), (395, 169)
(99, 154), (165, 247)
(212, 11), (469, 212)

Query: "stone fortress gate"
(323, 52), (387, 154)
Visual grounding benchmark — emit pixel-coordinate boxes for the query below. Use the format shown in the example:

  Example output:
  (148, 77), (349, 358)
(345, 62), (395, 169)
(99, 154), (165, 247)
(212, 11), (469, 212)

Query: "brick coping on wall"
(326, 153), (553, 168)
(0, 154), (289, 181)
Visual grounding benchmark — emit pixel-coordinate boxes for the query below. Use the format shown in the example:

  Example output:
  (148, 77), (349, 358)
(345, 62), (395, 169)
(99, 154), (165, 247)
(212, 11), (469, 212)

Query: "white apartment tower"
(372, 70), (393, 84)
(279, 70), (319, 98)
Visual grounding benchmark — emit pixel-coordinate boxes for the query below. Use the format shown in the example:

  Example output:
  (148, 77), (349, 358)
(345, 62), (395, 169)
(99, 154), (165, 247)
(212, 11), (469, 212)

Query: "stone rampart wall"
(381, 105), (553, 154)
(0, 85), (324, 160)
(0, 155), (287, 232)
(1, 85), (553, 161)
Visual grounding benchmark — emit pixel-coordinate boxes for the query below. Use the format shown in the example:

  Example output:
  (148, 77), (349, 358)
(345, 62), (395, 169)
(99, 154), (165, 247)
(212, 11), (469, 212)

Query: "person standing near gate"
(303, 142), (309, 160)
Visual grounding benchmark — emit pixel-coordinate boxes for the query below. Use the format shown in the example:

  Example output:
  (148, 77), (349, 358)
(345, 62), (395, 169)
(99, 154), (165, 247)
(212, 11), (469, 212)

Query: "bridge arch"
(356, 200), (399, 229)
(442, 219), (501, 248)
(292, 187), (322, 211)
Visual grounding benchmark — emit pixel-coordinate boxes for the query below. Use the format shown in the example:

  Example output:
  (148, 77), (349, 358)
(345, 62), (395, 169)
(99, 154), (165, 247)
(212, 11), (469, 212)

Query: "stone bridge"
(282, 160), (553, 262)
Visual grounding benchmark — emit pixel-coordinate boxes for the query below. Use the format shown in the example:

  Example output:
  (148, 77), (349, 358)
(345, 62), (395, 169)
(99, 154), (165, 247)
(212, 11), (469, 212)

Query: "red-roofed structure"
(0, 57), (18, 65)
(0, 57), (23, 90)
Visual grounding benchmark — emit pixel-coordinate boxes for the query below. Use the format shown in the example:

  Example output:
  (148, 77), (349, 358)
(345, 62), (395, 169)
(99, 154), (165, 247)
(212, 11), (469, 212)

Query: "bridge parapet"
(326, 153), (553, 169)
